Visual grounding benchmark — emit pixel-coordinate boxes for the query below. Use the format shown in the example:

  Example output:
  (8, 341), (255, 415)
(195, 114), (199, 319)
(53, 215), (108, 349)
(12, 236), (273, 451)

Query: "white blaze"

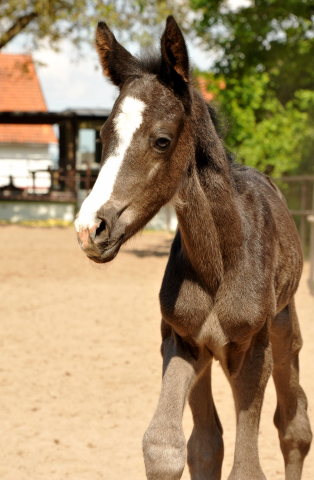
(75, 96), (146, 231)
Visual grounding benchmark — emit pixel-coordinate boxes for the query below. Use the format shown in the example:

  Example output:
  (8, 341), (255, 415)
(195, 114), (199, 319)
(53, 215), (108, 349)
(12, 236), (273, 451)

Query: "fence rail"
(308, 215), (314, 294)
(1, 169), (314, 294)
(274, 176), (314, 254)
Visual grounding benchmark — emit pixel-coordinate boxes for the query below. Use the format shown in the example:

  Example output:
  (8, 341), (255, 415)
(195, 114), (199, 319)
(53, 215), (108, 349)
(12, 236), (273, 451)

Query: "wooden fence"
(308, 215), (314, 294)
(1, 169), (314, 293)
(273, 176), (314, 294)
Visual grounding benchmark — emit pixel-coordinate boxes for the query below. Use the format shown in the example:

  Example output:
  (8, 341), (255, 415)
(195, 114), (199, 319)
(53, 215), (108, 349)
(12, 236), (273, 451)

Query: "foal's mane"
(135, 50), (163, 76)
(206, 103), (235, 166)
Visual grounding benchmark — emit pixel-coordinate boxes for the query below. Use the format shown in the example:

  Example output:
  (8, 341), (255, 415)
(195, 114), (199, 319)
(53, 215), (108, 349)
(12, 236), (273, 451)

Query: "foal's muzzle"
(76, 205), (126, 264)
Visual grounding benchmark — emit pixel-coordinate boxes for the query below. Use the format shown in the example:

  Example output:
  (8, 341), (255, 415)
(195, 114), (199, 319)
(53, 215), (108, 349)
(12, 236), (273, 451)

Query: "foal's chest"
(159, 254), (214, 340)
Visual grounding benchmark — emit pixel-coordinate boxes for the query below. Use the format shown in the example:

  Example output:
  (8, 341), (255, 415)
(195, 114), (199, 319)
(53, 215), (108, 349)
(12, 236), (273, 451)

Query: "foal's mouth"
(90, 234), (124, 263)
(76, 212), (127, 263)
(78, 233), (124, 264)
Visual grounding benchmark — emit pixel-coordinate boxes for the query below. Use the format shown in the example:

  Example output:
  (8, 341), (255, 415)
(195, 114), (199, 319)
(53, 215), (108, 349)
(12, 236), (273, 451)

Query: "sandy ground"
(0, 225), (313, 480)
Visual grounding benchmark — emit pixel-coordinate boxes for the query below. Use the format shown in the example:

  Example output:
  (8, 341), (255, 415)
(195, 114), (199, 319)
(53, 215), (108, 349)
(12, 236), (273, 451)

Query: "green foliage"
(191, 1), (314, 176)
(196, 70), (314, 176)
(0, 218), (73, 227)
(221, 75), (314, 176)
(191, 0), (314, 104)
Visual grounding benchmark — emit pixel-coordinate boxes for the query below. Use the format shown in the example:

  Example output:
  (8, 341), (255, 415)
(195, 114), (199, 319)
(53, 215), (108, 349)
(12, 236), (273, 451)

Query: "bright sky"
(3, 1), (250, 112)
(3, 37), (214, 112)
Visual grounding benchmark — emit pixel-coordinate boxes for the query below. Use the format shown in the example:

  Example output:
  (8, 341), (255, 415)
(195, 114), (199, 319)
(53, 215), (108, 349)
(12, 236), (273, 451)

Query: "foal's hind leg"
(187, 361), (224, 480)
(227, 321), (273, 480)
(271, 299), (312, 480)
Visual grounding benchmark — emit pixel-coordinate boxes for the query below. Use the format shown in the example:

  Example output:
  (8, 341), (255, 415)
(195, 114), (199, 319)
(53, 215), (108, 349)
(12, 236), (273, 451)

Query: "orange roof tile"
(197, 77), (214, 103)
(0, 124), (57, 144)
(196, 76), (227, 103)
(0, 53), (57, 144)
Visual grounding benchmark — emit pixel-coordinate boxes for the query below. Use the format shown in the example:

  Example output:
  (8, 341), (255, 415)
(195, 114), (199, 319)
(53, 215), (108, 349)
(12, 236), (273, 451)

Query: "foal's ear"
(96, 21), (138, 88)
(160, 16), (190, 83)
(160, 16), (191, 111)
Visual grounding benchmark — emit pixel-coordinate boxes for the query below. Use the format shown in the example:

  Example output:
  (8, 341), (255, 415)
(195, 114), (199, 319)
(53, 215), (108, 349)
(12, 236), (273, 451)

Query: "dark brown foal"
(75, 16), (312, 480)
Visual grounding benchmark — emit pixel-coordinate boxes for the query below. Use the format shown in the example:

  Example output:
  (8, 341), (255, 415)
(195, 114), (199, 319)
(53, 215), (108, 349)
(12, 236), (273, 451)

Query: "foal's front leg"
(143, 327), (206, 480)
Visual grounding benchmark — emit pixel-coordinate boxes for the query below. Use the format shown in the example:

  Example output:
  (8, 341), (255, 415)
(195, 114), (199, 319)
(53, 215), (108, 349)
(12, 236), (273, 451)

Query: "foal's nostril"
(95, 220), (107, 240)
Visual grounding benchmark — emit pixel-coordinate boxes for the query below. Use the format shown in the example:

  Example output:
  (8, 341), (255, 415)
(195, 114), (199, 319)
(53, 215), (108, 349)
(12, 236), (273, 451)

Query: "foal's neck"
(174, 97), (243, 292)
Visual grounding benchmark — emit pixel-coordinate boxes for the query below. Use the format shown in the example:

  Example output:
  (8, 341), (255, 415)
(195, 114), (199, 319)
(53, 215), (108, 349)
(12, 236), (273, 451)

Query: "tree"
(196, 69), (314, 176)
(0, 0), (191, 51)
(191, 0), (314, 104)
(192, 1), (314, 176)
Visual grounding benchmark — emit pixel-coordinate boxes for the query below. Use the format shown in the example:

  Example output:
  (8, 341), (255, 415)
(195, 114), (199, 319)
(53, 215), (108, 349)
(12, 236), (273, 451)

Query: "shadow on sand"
(124, 238), (173, 258)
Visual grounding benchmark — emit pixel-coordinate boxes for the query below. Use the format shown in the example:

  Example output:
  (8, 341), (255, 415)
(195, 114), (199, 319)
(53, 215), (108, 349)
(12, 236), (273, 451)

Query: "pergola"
(0, 109), (110, 201)
(0, 108), (110, 171)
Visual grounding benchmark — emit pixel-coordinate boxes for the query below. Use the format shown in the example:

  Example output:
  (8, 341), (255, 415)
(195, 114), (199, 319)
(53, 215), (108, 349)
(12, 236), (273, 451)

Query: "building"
(0, 53), (57, 192)
(0, 54), (177, 228)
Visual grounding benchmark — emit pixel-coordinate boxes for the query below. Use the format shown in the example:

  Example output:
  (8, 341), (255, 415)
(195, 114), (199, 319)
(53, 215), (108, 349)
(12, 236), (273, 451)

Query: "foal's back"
(230, 164), (303, 313)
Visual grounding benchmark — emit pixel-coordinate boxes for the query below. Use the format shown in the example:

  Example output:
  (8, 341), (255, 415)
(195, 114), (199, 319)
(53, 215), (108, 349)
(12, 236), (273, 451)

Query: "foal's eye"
(155, 137), (171, 150)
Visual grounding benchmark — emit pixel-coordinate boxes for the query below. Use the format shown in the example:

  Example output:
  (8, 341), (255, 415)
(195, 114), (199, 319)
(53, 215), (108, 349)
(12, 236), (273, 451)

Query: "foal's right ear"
(96, 21), (138, 88)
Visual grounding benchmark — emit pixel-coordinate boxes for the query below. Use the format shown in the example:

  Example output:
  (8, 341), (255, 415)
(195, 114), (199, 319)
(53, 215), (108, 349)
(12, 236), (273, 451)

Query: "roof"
(0, 53), (57, 144)
(0, 110), (111, 125)
(197, 77), (214, 103)
(63, 108), (112, 117)
(196, 76), (226, 103)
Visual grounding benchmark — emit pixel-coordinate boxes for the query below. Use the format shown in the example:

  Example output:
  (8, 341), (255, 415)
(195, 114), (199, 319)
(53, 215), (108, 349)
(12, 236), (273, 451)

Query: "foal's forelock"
(75, 96), (146, 233)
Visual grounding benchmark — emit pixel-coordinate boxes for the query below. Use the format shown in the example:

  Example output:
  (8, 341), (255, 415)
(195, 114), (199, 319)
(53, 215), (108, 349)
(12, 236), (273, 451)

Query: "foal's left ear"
(96, 21), (139, 88)
(160, 16), (191, 111)
(160, 16), (189, 83)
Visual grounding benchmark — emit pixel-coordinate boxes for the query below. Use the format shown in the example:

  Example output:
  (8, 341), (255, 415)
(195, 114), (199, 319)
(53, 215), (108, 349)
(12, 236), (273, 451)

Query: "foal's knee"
(143, 425), (186, 480)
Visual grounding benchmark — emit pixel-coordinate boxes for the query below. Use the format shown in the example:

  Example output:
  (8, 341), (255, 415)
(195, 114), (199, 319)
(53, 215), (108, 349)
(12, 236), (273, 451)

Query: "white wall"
(146, 205), (178, 232)
(0, 196), (177, 230)
(0, 143), (53, 190)
(0, 201), (75, 222)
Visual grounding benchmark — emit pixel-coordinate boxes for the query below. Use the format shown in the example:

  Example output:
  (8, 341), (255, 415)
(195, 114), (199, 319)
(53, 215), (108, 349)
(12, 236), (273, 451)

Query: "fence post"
(300, 179), (307, 253)
(85, 163), (91, 197)
(76, 171), (80, 198)
(309, 183), (314, 295)
(47, 166), (53, 194)
(31, 171), (36, 194)
(308, 215), (314, 295)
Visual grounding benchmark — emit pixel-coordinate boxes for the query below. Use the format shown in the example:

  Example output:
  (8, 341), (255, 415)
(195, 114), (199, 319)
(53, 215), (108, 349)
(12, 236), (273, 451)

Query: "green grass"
(0, 219), (73, 228)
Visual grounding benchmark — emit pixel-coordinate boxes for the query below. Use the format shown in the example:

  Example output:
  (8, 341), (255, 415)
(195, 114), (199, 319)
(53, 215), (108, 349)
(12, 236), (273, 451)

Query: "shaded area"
(124, 236), (173, 258)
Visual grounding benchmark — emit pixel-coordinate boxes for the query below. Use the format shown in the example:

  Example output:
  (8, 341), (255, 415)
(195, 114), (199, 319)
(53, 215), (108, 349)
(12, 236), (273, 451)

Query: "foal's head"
(75, 16), (194, 263)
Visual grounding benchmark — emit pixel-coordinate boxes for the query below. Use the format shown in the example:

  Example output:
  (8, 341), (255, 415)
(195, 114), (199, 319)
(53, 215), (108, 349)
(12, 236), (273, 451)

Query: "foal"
(75, 16), (312, 480)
